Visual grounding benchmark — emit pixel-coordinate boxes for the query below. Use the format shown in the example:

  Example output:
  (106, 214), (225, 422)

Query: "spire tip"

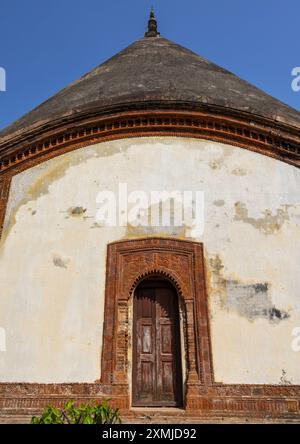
(145, 8), (160, 37)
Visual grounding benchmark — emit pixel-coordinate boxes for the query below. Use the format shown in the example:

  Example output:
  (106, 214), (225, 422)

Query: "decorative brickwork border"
(101, 238), (213, 403)
(1, 382), (300, 421)
(0, 173), (11, 240)
(1, 109), (300, 175)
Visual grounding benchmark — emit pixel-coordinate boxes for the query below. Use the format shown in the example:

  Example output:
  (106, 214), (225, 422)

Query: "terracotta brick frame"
(101, 237), (213, 407)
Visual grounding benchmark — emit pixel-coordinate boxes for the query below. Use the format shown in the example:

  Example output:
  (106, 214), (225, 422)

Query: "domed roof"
(1, 11), (300, 142)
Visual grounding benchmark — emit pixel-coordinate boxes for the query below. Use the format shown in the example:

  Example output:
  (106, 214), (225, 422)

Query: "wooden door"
(132, 280), (183, 407)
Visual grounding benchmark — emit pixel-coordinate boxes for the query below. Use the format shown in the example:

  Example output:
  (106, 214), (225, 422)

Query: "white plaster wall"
(0, 136), (299, 384)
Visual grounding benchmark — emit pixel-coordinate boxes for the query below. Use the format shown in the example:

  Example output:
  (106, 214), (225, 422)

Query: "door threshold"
(130, 407), (185, 412)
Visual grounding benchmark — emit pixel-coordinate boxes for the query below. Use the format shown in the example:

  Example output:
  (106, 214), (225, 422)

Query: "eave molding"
(0, 108), (300, 176)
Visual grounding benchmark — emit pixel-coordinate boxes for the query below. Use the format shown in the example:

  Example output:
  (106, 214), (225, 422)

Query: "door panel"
(140, 361), (154, 395)
(133, 280), (183, 407)
(134, 288), (156, 404)
(161, 324), (172, 354)
(142, 325), (152, 354)
(162, 362), (173, 394)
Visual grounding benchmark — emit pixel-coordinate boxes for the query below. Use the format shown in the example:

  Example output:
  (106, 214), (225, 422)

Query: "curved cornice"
(0, 104), (300, 175)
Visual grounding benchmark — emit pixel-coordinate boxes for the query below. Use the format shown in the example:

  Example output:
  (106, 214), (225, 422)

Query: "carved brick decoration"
(1, 109), (300, 176)
(101, 238), (213, 402)
(0, 174), (11, 240)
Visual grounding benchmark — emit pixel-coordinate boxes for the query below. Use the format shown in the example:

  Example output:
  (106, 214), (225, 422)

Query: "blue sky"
(0, 0), (300, 131)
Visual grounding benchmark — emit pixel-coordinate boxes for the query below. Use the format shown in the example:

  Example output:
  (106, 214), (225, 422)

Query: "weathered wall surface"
(0, 136), (299, 384)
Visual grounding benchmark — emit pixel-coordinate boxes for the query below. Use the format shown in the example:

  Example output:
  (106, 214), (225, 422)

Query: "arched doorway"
(132, 278), (183, 407)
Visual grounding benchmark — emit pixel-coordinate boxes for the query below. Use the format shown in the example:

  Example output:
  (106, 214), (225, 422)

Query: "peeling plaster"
(209, 159), (223, 170)
(279, 369), (293, 385)
(52, 254), (70, 269)
(67, 207), (87, 218)
(213, 199), (225, 207)
(123, 199), (196, 239)
(226, 280), (290, 323)
(125, 223), (186, 239)
(231, 167), (248, 176)
(208, 145), (234, 172)
(209, 255), (290, 323)
(1, 139), (135, 245)
(0, 328), (6, 352)
(234, 202), (290, 235)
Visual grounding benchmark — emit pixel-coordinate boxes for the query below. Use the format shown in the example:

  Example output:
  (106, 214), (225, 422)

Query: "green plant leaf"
(31, 400), (121, 425)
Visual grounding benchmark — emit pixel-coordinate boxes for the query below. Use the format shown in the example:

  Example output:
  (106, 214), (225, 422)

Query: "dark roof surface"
(1, 35), (300, 140)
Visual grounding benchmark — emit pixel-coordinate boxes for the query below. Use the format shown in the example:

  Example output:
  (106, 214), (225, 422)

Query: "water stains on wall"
(234, 202), (290, 235)
(213, 199), (225, 207)
(52, 254), (70, 269)
(67, 207), (87, 218)
(209, 255), (290, 323)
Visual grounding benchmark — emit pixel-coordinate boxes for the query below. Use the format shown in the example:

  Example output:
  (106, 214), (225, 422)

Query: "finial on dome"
(145, 7), (160, 37)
